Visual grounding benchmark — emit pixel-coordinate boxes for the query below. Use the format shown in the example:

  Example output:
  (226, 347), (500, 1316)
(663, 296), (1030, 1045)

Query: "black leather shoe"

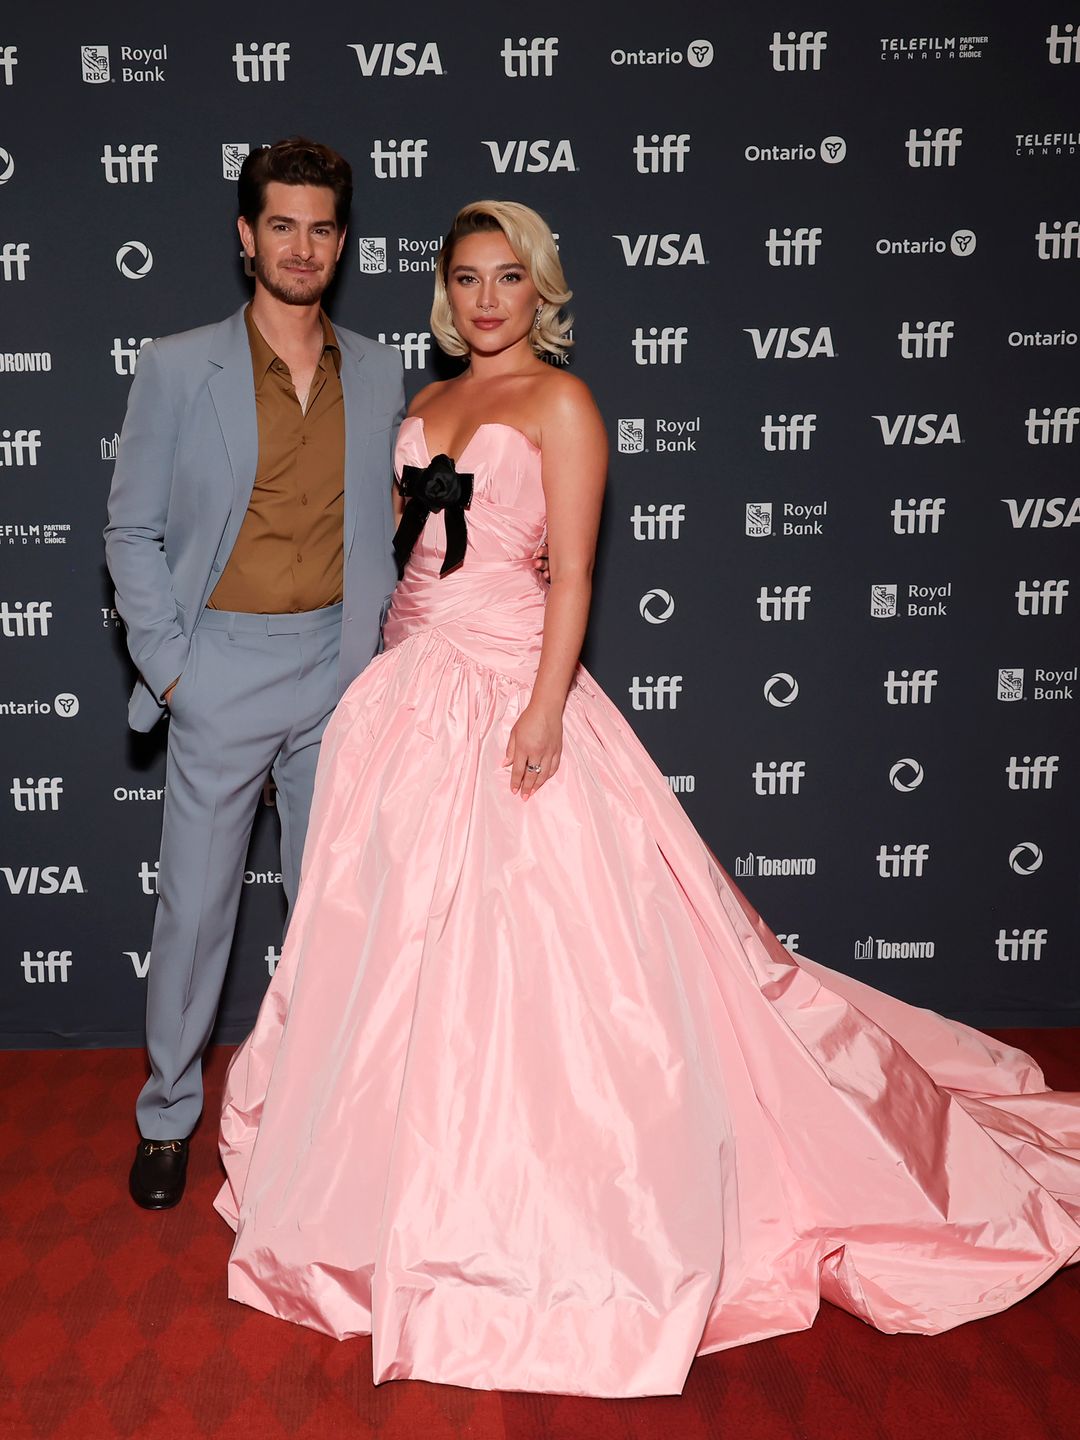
(129, 1137), (189, 1209)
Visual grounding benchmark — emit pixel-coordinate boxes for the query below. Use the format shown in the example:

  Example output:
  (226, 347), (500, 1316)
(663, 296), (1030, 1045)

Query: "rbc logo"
(998, 668), (1024, 702)
(357, 238), (387, 273)
(618, 419), (645, 453)
(80, 45), (108, 83)
(870, 583), (897, 618)
(746, 502), (773, 537)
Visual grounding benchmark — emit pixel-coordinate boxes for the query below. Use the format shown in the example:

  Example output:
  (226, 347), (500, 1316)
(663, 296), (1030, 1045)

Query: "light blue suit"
(105, 305), (403, 1138)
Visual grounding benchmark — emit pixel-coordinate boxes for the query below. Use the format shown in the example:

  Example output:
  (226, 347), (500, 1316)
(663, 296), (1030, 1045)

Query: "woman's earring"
(533, 306), (542, 328)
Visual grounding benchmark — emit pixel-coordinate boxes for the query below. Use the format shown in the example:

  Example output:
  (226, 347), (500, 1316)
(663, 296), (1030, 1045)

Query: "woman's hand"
(504, 702), (563, 799)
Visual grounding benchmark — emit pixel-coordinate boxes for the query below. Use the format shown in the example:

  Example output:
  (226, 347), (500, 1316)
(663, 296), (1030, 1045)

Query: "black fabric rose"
(392, 454), (475, 577)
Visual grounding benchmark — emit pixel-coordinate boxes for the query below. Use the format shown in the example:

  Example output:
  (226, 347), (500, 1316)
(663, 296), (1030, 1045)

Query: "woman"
(217, 201), (1080, 1397)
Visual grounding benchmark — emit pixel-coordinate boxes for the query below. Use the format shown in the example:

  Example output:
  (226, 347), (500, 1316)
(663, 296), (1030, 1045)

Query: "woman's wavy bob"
(431, 200), (574, 360)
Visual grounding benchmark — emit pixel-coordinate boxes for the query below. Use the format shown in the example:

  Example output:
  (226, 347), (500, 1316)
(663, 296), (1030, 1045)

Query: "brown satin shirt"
(207, 305), (345, 613)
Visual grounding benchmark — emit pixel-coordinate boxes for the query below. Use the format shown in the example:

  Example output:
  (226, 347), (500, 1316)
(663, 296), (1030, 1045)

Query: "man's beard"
(254, 249), (336, 306)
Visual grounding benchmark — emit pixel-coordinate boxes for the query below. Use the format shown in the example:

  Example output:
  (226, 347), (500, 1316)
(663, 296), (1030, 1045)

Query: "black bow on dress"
(392, 454), (475, 578)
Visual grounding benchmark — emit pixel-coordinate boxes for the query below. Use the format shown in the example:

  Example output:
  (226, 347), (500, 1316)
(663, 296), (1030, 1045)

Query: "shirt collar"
(245, 303), (342, 378)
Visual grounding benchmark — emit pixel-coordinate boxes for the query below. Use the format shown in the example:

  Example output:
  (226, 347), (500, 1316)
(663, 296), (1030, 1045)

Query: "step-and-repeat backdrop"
(2, 2), (1077, 1043)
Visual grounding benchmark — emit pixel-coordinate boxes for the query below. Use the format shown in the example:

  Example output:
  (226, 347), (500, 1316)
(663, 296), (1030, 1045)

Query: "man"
(105, 138), (402, 1209)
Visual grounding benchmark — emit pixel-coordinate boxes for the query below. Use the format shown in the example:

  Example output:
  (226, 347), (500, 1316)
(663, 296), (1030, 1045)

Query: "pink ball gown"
(216, 418), (1080, 1396)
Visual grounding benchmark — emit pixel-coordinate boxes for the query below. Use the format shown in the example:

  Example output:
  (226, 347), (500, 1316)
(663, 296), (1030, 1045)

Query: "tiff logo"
(371, 139), (427, 177)
(634, 134), (691, 173)
(377, 331), (432, 369)
(1026, 406), (1079, 444)
(765, 227), (821, 266)
(111, 336), (152, 376)
(884, 668), (938, 704)
(0, 242), (30, 280)
(996, 928), (1048, 961)
(502, 36), (558, 76)
(877, 843), (930, 878)
(1047, 24), (1080, 63)
(632, 327), (688, 364)
(0, 601), (52, 637)
(757, 585), (811, 621)
(266, 945), (281, 977)
(1015, 579), (1069, 615)
(898, 320), (953, 358)
(892, 497), (946, 534)
(100, 143), (158, 183)
(906, 127), (963, 167)
(761, 414), (816, 450)
(631, 503), (685, 540)
(628, 675), (683, 710)
(21, 950), (72, 983)
(1006, 755), (1059, 790)
(770, 30), (828, 70)
(752, 760), (806, 795)
(0, 429), (42, 466)
(139, 859), (159, 895)
(0, 45), (16, 85)
(1035, 221), (1080, 259)
(233, 42), (290, 81)
(10, 777), (62, 811)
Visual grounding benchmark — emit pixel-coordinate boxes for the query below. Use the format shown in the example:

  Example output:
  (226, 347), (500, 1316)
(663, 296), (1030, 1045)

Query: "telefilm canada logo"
(880, 36), (987, 62)
(1, 522), (70, 547)
(1015, 130), (1079, 159)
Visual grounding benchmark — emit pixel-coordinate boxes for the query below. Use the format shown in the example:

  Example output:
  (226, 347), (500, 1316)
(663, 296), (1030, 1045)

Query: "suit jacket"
(104, 305), (403, 732)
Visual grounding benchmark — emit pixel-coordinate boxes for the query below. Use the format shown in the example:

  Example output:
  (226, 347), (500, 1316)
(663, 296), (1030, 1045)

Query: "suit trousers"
(136, 604), (343, 1140)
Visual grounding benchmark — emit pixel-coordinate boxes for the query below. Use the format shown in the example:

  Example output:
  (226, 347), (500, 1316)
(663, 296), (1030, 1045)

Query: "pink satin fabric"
(216, 419), (1080, 1396)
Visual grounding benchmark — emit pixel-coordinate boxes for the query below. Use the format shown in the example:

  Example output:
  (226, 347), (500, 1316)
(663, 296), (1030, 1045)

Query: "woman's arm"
(505, 377), (608, 798)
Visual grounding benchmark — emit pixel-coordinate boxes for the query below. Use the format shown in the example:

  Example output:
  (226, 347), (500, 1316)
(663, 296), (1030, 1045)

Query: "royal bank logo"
(876, 843), (929, 877)
(770, 30), (827, 71)
(763, 672), (799, 707)
(998, 667), (1024, 701)
(753, 760), (805, 795)
(0, 148), (13, 184)
(1047, 24), (1080, 63)
(884, 668), (938, 703)
(1015, 579), (1069, 616)
(0, 242), (30, 281)
(905, 127), (963, 167)
(854, 935), (935, 959)
(744, 135), (846, 164)
(761, 414), (816, 450)
(376, 331), (432, 369)
(233, 42), (290, 82)
(100, 143), (158, 183)
(610, 40), (713, 68)
(21, 950), (73, 982)
(889, 758), (924, 791)
(222, 143), (249, 181)
(371, 139), (427, 178)
(1025, 406), (1079, 443)
(746, 502), (773, 537)
(744, 326), (835, 359)
(735, 851), (816, 876)
(115, 241), (153, 279)
(357, 237), (387, 273)
(633, 134), (690, 173)
(614, 233), (706, 266)
(2, 865), (84, 894)
(757, 585), (811, 621)
(892, 498), (946, 535)
(632, 327), (688, 365)
(639, 589), (675, 624)
(482, 139), (574, 173)
(501, 36), (559, 76)
(81, 45), (110, 83)
(9, 777), (63, 811)
(0, 692), (78, 719)
(630, 503), (684, 540)
(1007, 755), (1059, 789)
(618, 418), (645, 453)
(1035, 221), (1080, 259)
(628, 675), (682, 710)
(877, 230), (976, 258)
(874, 414), (961, 445)
(111, 336), (152, 376)
(871, 583), (897, 618)
(0, 429), (41, 467)
(348, 42), (445, 76)
(898, 320), (953, 358)
(1008, 842), (1044, 875)
(765, 227), (822, 266)
(996, 928), (1047, 961)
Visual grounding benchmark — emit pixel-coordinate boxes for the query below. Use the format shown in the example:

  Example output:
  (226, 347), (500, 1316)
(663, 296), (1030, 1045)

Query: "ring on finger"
(525, 761), (543, 773)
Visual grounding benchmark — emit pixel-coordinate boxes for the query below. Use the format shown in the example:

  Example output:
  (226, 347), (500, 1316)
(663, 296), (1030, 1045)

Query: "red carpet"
(1, 1034), (1077, 1440)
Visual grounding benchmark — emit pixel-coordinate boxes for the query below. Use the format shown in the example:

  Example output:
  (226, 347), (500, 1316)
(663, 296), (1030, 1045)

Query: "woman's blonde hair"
(431, 200), (574, 359)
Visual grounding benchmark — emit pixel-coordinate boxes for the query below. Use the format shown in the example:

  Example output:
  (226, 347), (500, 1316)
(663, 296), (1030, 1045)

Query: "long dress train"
(215, 418), (1080, 1397)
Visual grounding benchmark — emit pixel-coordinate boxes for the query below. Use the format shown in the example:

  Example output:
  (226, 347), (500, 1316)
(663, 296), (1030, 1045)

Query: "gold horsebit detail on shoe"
(143, 1140), (184, 1154)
